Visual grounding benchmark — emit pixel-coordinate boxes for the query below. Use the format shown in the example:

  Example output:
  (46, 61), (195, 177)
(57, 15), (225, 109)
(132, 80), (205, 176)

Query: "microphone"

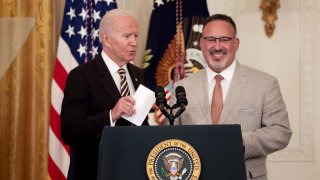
(155, 86), (167, 110)
(175, 86), (188, 108)
(172, 86), (188, 119)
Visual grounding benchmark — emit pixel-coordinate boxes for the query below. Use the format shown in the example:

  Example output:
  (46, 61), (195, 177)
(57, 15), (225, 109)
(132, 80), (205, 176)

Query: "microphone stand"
(160, 104), (186, 125)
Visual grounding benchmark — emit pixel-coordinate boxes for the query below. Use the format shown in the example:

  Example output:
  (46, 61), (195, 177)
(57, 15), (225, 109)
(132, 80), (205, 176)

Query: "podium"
(97, 125), (246, 180)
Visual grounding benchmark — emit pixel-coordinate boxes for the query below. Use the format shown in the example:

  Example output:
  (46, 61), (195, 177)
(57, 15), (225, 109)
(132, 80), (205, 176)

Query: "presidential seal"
(146, 139), (201, 180)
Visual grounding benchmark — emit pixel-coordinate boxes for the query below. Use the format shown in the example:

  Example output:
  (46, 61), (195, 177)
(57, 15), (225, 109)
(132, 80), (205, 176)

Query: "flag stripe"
(53, 59), (68, 91)
(56, 37), (79, 73)
(50, 106), (69, 152)
(49, 127), (70, 177)
(51, 80), (64, 116)
(48, 156), (67, 180)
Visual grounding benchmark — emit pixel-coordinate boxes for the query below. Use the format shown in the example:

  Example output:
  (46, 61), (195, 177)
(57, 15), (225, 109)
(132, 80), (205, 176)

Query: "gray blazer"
(173, 62), (292, 180)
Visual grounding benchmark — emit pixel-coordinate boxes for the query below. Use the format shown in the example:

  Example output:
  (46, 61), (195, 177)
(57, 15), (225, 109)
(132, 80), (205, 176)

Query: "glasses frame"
(202, 36), (235, 45)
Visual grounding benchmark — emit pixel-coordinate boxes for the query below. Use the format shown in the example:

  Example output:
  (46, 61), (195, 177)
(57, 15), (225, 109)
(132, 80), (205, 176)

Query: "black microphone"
(155, 86), (167, 110)
(175, 86), (188, 108)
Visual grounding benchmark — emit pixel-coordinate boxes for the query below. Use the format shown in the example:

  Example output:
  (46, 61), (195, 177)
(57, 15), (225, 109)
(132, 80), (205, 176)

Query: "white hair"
(99, 9), (136, 42)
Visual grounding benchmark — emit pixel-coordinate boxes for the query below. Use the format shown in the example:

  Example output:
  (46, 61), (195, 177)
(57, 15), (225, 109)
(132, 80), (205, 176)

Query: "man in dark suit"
(60, 9), (149, 180)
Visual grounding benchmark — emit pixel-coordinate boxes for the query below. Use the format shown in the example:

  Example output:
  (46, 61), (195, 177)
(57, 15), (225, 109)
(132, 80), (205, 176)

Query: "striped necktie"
(118, 68), (130, 97)
(211, 74), (224, 124)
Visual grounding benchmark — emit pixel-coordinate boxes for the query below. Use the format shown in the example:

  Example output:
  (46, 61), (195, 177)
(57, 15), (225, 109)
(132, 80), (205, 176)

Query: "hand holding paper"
(122, 85), (155, 126)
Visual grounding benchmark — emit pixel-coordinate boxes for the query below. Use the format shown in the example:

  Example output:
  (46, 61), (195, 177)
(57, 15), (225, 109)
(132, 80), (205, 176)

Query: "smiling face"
(200, 20), (239, 73)
(102, 15), (138, 67)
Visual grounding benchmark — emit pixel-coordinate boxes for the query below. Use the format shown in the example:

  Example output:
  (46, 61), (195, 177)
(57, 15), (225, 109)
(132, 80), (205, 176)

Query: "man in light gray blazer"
(172, 14), (292, 180)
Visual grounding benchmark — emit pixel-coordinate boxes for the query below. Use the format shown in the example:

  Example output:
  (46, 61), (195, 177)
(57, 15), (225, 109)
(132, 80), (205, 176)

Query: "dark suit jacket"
(60, 54), (149, 180)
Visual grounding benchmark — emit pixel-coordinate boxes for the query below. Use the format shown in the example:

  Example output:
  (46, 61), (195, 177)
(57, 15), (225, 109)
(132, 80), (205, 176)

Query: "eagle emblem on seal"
(162, 153), (187, 180)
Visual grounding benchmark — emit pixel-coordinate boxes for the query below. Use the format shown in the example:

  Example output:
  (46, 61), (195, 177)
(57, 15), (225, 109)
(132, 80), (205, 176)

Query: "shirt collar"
(206, 60), (237, 83)
(101, 51), (128, 75)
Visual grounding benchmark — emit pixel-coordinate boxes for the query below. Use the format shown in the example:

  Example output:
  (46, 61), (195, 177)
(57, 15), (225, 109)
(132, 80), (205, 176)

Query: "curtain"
(0, 0), (53, 179)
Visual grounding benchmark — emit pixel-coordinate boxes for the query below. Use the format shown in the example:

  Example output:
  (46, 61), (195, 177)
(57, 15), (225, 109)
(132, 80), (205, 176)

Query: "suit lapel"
(127, 64), (142, 90)
(219, 63), (247, 124)
(96, 55), (121, 103)
(194, 70), (212, 123)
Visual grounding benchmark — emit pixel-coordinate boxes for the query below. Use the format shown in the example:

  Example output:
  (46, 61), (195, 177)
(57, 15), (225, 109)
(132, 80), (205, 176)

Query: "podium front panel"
(97, 125), (246, 180)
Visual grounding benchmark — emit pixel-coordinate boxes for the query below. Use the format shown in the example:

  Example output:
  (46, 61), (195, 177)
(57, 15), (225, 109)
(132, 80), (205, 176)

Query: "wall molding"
(268, 0), (316, 161)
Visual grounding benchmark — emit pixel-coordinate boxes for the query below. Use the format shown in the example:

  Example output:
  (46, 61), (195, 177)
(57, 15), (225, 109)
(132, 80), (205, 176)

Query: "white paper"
(122, 84), (155, 126)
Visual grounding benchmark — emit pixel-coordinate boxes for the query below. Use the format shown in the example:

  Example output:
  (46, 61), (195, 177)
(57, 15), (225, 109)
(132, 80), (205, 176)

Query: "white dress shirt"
(206, 60), (237, 105)
(101, 51), (136, 126)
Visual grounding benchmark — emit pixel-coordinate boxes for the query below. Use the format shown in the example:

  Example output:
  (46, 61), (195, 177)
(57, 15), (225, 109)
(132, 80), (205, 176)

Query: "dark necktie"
(211, 74), (223, 124)
(118, 68), (130, 97)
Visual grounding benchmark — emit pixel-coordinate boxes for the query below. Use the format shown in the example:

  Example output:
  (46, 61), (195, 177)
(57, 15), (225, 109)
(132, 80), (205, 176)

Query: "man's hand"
(111, 96), (136, 121)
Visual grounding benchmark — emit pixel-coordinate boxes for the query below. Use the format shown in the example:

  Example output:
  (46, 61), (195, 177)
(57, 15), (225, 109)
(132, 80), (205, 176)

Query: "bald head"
(99, 9), (137, 42)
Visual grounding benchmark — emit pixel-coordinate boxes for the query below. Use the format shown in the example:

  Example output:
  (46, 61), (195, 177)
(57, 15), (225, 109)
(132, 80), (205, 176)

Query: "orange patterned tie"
(211, 74), (223, 124)
(118, 68), (130, 97)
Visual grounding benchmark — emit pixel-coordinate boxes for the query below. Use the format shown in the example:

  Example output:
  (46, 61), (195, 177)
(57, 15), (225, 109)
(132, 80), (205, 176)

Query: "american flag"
(48, 0), (117, 179)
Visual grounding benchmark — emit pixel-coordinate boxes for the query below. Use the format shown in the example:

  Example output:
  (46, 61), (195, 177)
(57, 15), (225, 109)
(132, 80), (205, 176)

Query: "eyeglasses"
(202, 36), (234, 45)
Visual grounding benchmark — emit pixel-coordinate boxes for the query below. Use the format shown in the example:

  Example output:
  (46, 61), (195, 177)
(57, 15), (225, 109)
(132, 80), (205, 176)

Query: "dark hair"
(203, 14), (237, 34)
